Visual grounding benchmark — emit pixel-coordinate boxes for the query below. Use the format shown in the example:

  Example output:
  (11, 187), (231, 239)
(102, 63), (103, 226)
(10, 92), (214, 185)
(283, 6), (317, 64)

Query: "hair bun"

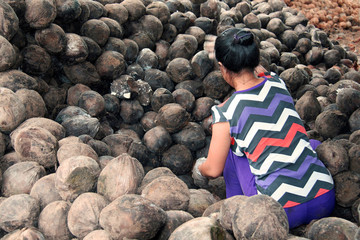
(233, 32), (253, 46)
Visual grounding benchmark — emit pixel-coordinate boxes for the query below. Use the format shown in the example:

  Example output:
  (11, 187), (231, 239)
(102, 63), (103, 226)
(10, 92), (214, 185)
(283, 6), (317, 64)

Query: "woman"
(193, 27), (335, 229)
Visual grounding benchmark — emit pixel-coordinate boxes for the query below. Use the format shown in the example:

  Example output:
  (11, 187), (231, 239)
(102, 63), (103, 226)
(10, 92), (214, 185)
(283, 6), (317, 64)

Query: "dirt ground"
(284, 0), (360, 59)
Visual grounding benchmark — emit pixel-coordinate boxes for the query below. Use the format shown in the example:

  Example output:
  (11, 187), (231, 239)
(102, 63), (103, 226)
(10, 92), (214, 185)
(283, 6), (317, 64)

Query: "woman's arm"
(199, 121), (231, 178)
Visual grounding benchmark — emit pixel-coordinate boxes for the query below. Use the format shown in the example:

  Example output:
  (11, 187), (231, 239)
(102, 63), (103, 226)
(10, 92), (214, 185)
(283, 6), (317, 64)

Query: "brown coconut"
(191, 50), (214, 80)
(15, 89), (47, 119)
(316, 140), (349, 176)
(306, 217), (359, 240)
(35, 23), (67, 54)
(141, 175), (190, 211)
(219, 195), (248, 231)
(63, 61), (101, 87)
(97, 153), (144, 201)
(99, 194), (166, 240)
(315, 110), (349, 139)
(168, 216), (234, 240)
(61, 115), (100, 138)
(83, 230), (111, 240)
(119, 99), (144, 123)
(81, 19), (110, 46)
(155, 210), (194, 240)
(333, 171), (360, 208)
(10, 126), (58, 168)
(67, 192), (109, 239)
(29, 173), (62, 210)
(55, 155), (101, 202)
(138, 167), (176, 193)
(0, 194), (40, 233)
(77, 90), (105, 117)
(187, 189), (218, 217)
(0, 35), (16, 72)
(1, 161), (46, 197)
(12, 117), (66, 141)
(57, 142), (98, 165)
(0, 1), (19, 41)
(1, 227), (45, 240)
(203, 70), (232, 100)
(166, 57), (194, 84)
(82, 36), (102, 63)
(172, 88), (195, 112)
(232, 195), (289, 240)
(0, 151), (22, 173)
(21, 44), (51, 75)
(155, 103), (190, 133)
(0, 87), (26, 133)
(172, 122), (206, 151)
(61, 33), (89, 65)
(0, 70), (38, 92)
(143, 125), (173, 153)
(24, 0), (57, 29)
(37, 200), (72, 240)
(95, 50), (126, 80)
(192, 96), (215, 121)
(161, 144), (193, 175)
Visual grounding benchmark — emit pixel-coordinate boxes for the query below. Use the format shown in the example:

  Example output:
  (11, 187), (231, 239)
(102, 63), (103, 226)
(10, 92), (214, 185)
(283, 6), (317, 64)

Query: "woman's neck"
(230, 70), (264, 91)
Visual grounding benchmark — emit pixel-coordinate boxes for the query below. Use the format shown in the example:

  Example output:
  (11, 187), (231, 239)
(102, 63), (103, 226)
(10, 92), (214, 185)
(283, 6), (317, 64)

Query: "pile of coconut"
(0, 0), (359, 239)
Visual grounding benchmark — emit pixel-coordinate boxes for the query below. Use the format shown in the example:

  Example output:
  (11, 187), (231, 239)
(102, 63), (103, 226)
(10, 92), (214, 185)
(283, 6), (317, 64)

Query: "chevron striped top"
(211, 72), (334, 208)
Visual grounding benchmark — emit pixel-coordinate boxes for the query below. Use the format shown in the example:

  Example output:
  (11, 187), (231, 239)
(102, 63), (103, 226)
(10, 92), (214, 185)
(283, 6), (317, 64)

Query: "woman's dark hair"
(215, 28), (260, 73)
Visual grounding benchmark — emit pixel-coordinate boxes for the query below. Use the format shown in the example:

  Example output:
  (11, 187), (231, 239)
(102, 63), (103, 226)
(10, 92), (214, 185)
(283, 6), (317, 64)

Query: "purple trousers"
(223, 139), (335, 229)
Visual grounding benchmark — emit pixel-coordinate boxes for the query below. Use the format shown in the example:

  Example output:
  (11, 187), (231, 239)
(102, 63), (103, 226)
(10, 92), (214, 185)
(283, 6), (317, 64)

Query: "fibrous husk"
(55, 155), (101, 202)
(99, 194), (166, 240)
(232, 195), (289, 240)
(83, 230), (111, 240)
(305, 217), (359, 240)
(15, 89), (47, 120)
(0, 1), (19, 41)
(10, 126), (58, 168)
(333, 171), (360, 208)
(161, 144), (193, 175)
(0, 35), (16, 72)
(67, 192), (109, 239)
(0, 70), (38, 93)
(187, 189), (218, 218)
(57, 142), (98, 164)
(316, 140), (349, 176)
(37, 200), (72, 240)
(97, 153), (144, 201)
(141, 175), (190, 211)
(29, 173), (62, 210)
(155, 103), (190, 133)
(168, 216), (234, 240)
(0, 194), (40, 233)
(0, 87), (26, 133)
(1, 227), (45, 240)
(155, 210), (194, 240)
(1, 161), (46, 197)
(35, 23), (67, 54)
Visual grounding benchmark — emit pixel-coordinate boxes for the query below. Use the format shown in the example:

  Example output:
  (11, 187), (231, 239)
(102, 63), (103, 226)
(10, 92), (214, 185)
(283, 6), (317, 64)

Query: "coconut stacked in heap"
(0, 0), (359, 239)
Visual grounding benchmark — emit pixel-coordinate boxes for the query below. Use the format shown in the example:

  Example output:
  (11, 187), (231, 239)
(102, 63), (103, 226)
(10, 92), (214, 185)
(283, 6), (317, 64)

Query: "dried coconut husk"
(99, 194), (166, 240)
(145, 69), (174, 91)
(141, 175), (190, 211)
(67, 192), (109, 238)
(29, 173), (62, 210)
(0, 194), (40, 233)
(168, 216), (234, 240)
(143, 125), (172, 153)
(24, 0), (56, 29)
(161, 144), (193, 175)
(15, 89), (47, 120)
(1, 161), (46, 197)
(97, 153), (144, 201)
(0, 1), (19, 41)
(63, 61), (101, 87)
(0, 70), (38, 92)
(10, 126), (58, 168)
(155, 103), (190, 133)
(0, 35), (16, 72)
(187, 189), (218, 217)
(57, 142), (98, 164)
(155, 210), (194, 240)
(104, 3), (128, 25)
(12, 117), (65, 141)
(55, 155), (100, 202)
(61, 33), (89, 65)
(37, 200), (72, 240)
(95, 50), (126, 80)
(81, 19), (110, 46)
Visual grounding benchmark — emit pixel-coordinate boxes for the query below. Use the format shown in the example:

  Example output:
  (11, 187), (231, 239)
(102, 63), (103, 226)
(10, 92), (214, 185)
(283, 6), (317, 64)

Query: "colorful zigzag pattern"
(211, 72), (334, 207)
